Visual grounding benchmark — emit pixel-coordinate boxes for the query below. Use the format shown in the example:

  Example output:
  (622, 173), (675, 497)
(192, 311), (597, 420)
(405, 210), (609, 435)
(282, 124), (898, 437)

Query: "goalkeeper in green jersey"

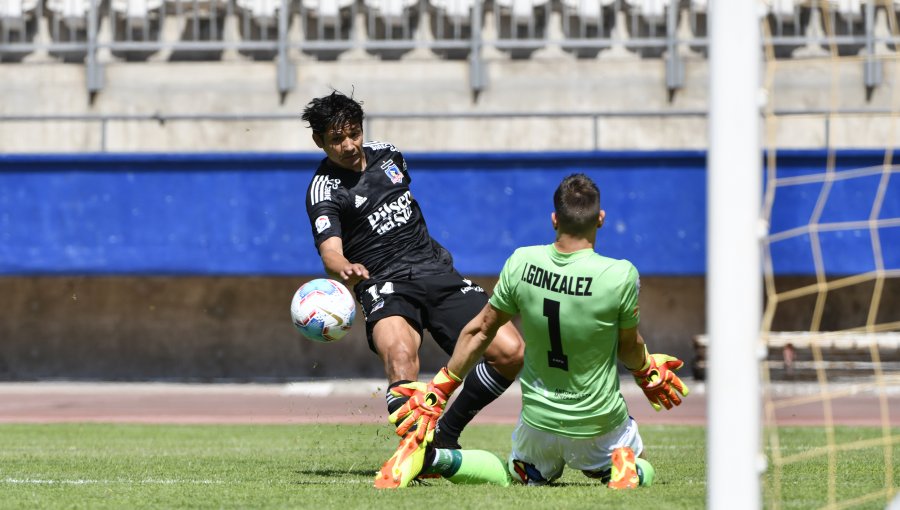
(387, 173), (688, 489)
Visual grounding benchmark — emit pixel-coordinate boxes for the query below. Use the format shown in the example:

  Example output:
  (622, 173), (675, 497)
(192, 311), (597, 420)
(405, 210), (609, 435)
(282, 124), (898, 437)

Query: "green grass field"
(0, 423), (896, 509)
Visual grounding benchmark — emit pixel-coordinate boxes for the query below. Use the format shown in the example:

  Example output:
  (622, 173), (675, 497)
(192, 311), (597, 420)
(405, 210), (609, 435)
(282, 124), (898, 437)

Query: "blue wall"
(0, 151), (896, 276)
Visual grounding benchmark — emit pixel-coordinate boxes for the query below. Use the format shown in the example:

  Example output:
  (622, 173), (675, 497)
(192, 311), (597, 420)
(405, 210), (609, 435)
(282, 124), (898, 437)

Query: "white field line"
(1, 477), (224, 485)
(2, 477), (370, 486)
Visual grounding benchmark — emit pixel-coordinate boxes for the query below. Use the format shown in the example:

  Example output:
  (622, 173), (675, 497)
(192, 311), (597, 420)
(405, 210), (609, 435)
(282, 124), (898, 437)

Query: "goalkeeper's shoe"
(607, 447), (639, 490)
(374, 432), (427, 489)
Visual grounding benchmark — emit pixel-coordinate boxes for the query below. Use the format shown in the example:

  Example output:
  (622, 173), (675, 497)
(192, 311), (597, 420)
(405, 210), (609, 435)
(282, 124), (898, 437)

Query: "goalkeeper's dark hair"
(553, 173), (601, 235)
(301, 90), (365, 135)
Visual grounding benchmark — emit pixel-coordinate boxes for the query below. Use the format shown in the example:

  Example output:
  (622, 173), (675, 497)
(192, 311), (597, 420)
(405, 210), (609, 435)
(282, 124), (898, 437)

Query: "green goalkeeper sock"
(423, 449), (511, 487)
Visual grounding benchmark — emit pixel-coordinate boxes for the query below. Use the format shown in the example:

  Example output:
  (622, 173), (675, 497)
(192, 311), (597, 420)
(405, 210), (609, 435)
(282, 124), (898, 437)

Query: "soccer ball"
(290, 278), (356, 343)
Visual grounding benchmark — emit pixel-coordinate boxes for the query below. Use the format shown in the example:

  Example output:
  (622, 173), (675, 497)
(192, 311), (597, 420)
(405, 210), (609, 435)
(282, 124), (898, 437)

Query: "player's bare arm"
(317, 236), (370, 285)
(447, 303), (515, 378)
(617, 327), (647, 370)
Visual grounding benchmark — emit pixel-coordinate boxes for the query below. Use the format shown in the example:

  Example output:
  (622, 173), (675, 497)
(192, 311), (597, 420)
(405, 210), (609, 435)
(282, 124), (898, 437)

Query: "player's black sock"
(435, 361), (513, 448)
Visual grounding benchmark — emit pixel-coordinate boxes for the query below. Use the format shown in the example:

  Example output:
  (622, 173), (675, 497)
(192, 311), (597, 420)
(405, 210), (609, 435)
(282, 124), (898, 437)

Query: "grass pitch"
(0, 423), (895, 509)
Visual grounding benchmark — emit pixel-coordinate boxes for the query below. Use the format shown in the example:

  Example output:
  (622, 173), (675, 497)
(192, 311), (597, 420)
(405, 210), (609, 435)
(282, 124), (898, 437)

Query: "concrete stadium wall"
(0, 275), (705, 381)
(2, 274), (895, 381)
(2, 55), (900, 152)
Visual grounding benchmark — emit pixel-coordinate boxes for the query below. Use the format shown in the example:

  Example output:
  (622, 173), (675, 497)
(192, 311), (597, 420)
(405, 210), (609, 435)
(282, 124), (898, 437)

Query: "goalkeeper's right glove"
(630, 349), (689, 411)
(388, 367), (462, 442)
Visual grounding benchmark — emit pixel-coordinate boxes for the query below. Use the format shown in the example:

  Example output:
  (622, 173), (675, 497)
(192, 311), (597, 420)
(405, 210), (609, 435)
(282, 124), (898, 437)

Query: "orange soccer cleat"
(374, 431), (427, 489)
(607, 447), (639, 490)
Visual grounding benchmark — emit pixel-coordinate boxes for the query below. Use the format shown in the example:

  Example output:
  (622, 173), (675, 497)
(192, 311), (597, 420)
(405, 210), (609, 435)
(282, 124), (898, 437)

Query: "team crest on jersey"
(381, 159), (403, 184)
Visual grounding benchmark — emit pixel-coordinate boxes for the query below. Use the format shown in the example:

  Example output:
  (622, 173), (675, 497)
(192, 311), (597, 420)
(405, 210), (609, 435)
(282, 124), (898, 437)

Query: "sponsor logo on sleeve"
(315, 215), (331, 233)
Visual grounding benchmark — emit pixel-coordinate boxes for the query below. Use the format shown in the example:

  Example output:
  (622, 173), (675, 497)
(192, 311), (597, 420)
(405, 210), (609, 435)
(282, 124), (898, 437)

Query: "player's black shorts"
(354, 271), (489, 355)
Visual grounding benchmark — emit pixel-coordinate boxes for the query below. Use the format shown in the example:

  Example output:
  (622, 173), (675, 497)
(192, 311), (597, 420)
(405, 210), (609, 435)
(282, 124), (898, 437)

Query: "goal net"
(759, 2), (900, 508)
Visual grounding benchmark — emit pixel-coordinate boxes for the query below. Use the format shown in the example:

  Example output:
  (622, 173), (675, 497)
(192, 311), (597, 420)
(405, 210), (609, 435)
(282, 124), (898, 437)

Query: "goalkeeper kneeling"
(376, 173), (688, 489)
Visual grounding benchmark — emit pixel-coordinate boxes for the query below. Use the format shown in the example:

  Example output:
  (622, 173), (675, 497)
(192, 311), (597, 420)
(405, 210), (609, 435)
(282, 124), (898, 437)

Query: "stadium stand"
(45, 0), (90, 61)
(233, 0), (281, 59)
(363, 0), (418, 59)
(427, 0), (475, 58)
(761, 0), (806, 58)
(0, 0), (890, 65)
(623, 0), (672, 57)
(430, 0), (471, 20)
(559, 0), (617, 58)
(823, 0), (866, 56)
(300, 0), (355, 60)
(0, 0), (40, 61)
(235, 0), (279, 24)
(493, 0), (550, 58)
(166, 0), (229, 60)
(686, 0), (707, 55)
(110, 0), (165, 60)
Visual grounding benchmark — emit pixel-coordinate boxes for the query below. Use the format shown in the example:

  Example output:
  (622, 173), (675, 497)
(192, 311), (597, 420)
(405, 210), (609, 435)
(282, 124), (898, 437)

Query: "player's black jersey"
(305, 141), (454, 281)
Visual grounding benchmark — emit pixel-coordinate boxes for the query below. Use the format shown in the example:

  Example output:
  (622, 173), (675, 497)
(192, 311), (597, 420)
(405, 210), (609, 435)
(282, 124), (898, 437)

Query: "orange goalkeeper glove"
(388, 367), (462, 442)
(630, 349), (690, 411)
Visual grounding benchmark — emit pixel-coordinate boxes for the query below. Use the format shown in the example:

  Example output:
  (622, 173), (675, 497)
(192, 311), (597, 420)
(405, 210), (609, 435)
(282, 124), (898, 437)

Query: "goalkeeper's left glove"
(388, 367), (462, 442)
(630, 348), (690, 411)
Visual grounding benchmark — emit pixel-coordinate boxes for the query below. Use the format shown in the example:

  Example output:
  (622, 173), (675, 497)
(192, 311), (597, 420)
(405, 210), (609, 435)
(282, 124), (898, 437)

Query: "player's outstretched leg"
(433, 360), (515, 448)
(420, 448), (510, 486)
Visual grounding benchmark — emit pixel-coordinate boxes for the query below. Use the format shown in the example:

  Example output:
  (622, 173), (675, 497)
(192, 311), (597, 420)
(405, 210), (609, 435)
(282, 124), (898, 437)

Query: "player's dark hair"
(301, 90), (365, 135)
(553, 173), (601, 235)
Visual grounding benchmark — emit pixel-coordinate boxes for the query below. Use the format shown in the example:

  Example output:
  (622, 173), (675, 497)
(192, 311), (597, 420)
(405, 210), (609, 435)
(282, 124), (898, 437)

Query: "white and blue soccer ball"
(290, 278), (356, 343)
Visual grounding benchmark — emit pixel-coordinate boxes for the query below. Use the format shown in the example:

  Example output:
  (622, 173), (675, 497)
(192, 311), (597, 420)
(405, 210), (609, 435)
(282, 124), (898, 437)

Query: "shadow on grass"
(293, 468), (374, 480)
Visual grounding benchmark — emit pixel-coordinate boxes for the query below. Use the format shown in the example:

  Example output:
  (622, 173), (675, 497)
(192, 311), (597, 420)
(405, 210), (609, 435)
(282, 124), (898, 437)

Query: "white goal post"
(707, 1), (763, 509)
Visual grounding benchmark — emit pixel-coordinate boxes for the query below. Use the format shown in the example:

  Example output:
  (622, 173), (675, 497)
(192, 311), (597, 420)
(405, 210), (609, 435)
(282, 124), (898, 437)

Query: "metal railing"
(0, 107), (891, 151)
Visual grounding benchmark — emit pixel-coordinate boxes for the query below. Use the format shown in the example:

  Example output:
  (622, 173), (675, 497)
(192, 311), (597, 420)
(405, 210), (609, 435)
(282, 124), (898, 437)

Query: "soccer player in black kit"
(301, 91), (524, 486)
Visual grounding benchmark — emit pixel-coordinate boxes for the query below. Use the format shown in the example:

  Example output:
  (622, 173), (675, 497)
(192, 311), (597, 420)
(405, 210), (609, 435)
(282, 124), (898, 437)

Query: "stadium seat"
(494, 0), (547, 24)
(760, 0), (804, 58)
(429, 0), (472, 21)
(365, 0), (417, 24)
(0, 0), (40, 61)
(427, 0), (476, 59)
(0, 0), (39, 21)
(493, 0), (550, 58)
(362, 0), (418, 59)
(686, 0), (707, 54)
(110, 0), (165, 60)
(163, 0), (229, 61)
(559, 0), (617, 58)
(300, 0), (355, 60)
(625, 0), (666, 26)
(623, 0), (675, 57)
(232, 0), (283, 60)
(0, 0), (39, 30)
(302, 0), (355, 25)
(822, 0), (866, 56)
(235, 0), (279, 22)
(111, 0), (165, 20)
(45, 0), (90, 27)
